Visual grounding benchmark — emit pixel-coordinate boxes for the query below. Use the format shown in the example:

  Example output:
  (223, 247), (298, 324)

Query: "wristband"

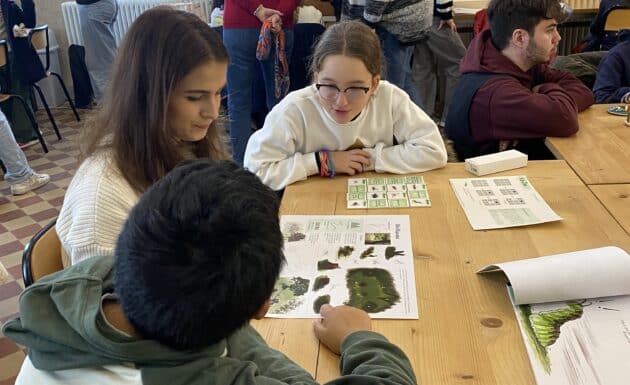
(253, 4), (263, 17)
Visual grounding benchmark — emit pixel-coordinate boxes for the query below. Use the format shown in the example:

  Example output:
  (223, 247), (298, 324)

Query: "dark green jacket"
(3, 256), (417, 385)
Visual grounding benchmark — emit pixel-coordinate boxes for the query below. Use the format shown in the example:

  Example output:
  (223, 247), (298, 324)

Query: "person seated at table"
(4, 159), (418, 385)
(244, 21), (447, 191)
(445, 0), (594, 161)
(593, 29), (630, 103)
(55, 7), (230, 266)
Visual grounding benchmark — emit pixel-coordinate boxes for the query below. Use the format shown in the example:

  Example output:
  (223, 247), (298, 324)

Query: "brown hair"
(488, 0), (568, 50)
(80, 7), (230, 193)
(309, 21), (384, 79)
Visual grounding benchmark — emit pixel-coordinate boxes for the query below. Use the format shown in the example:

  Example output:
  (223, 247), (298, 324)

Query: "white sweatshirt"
(56, 152), (139, 265)
(244, 81), (447, 190)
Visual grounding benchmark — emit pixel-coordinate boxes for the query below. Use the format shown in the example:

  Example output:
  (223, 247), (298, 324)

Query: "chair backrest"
(22, 219), (63, 287)
(604, 8), (630, 32)
(0, 40), (7, 68)
(28, 25), (50, 71)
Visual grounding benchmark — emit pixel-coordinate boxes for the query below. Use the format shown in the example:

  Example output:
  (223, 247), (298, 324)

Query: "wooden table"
(545, 104), (630, 185)
(590, 184), (630, 235)
(252, 160), (630, 385)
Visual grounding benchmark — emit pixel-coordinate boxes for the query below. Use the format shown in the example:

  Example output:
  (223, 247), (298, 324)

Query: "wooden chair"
(22, 218), (63, 287)
(0, 39), (49, 152)
(29, 25), (80, 140)
(603, 8), (630, 32)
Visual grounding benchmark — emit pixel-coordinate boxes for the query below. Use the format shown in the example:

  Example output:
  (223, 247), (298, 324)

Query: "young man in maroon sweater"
(445, 0), (594, 160)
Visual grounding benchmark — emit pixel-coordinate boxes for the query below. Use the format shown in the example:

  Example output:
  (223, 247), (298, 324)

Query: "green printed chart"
(347, 176), (431, 209)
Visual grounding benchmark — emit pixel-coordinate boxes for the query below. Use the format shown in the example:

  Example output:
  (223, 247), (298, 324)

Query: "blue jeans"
(78, 0), (118, 101)
(0, 110), (33, 184)
(223, 28), (294, 165)
(377, 28), (420, 106)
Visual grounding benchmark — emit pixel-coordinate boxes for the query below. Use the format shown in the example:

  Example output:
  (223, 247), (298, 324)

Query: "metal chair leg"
(51, 72), (80, 122)
(13, 95), (48, 153)
(32, 84), (62, 141)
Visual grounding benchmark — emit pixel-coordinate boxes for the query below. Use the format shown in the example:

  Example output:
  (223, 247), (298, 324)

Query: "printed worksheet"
(347, 176), (431, 209)
(450, 175), (562, 230)
(269, 215), (418, 319)
(479, 247), (630, 385)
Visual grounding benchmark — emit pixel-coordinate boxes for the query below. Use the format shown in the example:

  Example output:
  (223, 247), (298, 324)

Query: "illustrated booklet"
(269, 215), (418, 319)
(478, 246), (630, 385)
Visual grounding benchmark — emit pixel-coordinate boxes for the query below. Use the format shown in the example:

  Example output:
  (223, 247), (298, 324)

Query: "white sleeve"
(366, 89), (447, 174)
(56, 158), (138, 265)
(244, 108), (319, 191)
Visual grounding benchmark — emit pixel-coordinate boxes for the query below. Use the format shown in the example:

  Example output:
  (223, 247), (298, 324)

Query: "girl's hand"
(330, 149), (371, 175)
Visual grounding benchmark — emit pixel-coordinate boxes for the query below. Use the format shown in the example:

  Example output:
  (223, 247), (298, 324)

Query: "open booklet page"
(480, 247), (630, 385)
(269, 215), (418, 319)
(450, 175), (562, 230)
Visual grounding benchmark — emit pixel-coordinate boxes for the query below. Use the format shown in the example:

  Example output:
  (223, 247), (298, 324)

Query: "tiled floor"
(0, 105), (90, 384)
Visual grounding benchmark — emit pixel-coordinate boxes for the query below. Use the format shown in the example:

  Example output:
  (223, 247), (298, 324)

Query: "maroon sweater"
(460, 30), (594, 142)
(223, 0), (298, 29)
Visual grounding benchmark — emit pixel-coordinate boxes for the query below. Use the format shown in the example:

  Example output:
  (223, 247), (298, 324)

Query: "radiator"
(62, 0), (211, 46)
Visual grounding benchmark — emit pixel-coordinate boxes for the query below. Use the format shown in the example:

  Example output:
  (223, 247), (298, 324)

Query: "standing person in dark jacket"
(412, 0), (467, 126)
(76, 0), (118, 102)
(445, 0), (594, 160)
(0, 0), (45, 145)
(593, 29), (630, 103)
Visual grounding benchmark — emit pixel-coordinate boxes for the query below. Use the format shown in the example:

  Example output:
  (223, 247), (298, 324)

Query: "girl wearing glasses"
(244, 21), (447, 191)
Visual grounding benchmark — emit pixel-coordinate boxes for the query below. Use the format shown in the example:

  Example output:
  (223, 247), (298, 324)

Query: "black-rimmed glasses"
(315, 84), (370, 102)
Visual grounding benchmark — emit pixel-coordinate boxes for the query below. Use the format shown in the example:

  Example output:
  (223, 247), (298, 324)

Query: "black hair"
(114, 159), (284, 350)
(488, 0), (568, 50)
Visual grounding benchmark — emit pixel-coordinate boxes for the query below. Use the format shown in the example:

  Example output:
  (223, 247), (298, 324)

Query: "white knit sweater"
(244, 81), (448, 190)
(56, 152), (139, 265)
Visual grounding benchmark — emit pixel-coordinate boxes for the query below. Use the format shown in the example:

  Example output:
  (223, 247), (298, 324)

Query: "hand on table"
(330, 149), (371, 175)
(313, 305), (371, 355)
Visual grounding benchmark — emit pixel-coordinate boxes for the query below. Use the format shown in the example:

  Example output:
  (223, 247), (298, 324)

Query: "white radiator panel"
(62, 0), (211, 46)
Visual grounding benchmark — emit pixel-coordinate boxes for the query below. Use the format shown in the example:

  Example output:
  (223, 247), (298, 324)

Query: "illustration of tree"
(313, 295), (331, 313)
(283, 223), (306, 242)
(313, 275), (330, 291)
(270, 277), (311, 314)
(385, 246), (404, 260)
(516, 301), (585, 374)
(345, 268), (400, 313)
(338, 246), (354, 258)
(318, 259), (340, 270)
(360, 247), (376, 259)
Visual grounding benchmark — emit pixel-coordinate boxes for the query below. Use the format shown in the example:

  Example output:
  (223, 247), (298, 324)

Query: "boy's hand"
(330, 150), (371, 175)
(313, 304), (371, 354)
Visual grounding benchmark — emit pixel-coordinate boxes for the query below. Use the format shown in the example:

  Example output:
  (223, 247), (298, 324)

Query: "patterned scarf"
(256, 19), (290, 99)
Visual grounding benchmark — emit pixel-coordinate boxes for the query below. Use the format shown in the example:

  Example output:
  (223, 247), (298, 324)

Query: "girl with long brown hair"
(56, 7), (230, 265)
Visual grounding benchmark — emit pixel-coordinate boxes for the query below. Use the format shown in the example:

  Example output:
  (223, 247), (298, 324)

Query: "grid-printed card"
(347, 176), (431, 209)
